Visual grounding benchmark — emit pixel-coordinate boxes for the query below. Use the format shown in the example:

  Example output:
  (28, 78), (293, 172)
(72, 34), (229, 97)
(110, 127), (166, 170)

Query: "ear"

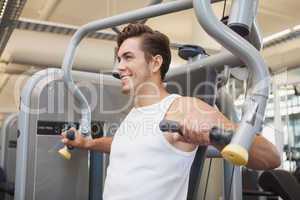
(151, 55), (163, 73)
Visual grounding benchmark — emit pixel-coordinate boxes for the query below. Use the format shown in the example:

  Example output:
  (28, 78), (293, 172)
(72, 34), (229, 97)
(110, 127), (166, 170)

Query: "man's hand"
(166, 97), (280, 170)
(173, 115), (211, 146)
(61, 127), (91, 149)
(169, 97), (235, 146)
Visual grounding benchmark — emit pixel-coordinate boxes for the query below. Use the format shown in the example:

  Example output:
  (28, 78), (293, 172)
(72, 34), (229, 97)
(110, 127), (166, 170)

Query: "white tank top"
(103, 94), (197, 200)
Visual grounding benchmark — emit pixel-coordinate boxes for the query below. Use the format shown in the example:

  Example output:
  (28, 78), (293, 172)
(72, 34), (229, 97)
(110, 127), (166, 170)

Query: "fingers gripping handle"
(209, 127), (233, 146)
(159, 120), (233, 145)
(58, 130), (76, 160)
(159, 120), (183, 135)
(66, 130), (75, 150)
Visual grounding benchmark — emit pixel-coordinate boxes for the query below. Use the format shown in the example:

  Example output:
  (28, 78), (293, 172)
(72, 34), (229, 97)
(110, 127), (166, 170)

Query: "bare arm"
(215, 134), (281, 170)
(85, 136), (113, 153)
(245, 135), (281, 170)
(167, 97), (281, 170)
(61, 128), (113, 153)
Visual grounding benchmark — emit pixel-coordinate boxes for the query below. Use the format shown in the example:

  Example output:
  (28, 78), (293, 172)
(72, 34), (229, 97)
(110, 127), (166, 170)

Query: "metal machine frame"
(15, 69), (130, 200)
(0, 113), (18, 200)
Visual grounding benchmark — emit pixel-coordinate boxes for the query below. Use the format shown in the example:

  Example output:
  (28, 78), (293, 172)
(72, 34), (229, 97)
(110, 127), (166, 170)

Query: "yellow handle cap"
(58, 146), (71, 160)
(221, 144), (248, 166)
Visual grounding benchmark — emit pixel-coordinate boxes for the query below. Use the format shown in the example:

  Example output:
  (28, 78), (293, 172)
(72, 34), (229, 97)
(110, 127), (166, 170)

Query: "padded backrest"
(0, 167), (6, 199)
(259, 169), (300, 200)
(187, 67), (218, 200)
(166, 65), (218, 200)
(294, 167), (300, 184)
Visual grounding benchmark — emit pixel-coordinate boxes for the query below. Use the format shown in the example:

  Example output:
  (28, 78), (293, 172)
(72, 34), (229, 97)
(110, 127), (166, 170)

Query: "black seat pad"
(259, 169), (300, 200)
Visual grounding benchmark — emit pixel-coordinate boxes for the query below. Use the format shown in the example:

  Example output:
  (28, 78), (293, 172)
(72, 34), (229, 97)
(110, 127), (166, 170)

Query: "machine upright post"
(193, 0), (270, 166)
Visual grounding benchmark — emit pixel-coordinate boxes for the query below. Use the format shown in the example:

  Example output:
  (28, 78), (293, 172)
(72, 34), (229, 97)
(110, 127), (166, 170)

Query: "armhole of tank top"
(158, 95), (198, 157)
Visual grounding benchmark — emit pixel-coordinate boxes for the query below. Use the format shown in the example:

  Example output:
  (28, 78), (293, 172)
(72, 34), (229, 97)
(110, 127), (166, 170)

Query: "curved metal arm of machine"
(61, 0), (223, 138)
(111, 0), (163, 34)
(159, 120), (233, 146)
(193, 0), (270, 166)
(139, 0), (164, 24)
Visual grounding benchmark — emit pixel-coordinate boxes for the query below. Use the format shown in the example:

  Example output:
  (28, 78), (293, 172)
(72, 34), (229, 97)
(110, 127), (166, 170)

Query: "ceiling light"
(293, 24), (300, 31)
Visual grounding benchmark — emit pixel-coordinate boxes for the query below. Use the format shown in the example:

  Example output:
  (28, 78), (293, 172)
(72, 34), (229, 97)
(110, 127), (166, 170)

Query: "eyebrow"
(117, 51), (133, 61)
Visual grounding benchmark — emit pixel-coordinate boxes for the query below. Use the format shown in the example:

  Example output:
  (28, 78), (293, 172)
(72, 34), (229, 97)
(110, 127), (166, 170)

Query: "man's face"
(117, 37), (152, 95)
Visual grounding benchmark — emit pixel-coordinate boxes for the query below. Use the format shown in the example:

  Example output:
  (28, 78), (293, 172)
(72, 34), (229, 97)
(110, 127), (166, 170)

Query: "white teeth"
(121, 75), (130, 80)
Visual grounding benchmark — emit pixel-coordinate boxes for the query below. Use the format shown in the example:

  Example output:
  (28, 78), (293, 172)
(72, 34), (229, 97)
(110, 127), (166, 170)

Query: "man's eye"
(125, 55), (132, 60)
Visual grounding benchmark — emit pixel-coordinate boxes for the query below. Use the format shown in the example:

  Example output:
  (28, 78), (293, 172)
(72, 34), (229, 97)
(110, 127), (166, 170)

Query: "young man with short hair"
(62, 23), (280, 200)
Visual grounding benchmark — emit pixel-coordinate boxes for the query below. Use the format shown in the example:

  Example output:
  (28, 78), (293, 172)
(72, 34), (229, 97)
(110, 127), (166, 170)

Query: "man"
(62, 23), (280, 199)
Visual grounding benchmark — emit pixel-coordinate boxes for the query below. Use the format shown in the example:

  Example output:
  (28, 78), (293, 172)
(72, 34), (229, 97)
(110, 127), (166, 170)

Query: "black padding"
(0, 168), (5, 184)
(228, 23), (250, 37)
(0, 167), (14, 198)
(259, 169), (300, 200)
(0, 182), (14, 196)
(243, 189), (278, 197)
(0, 167), (5, 200)
(178, 45), (207, 60)
(294, 167), (300, 184)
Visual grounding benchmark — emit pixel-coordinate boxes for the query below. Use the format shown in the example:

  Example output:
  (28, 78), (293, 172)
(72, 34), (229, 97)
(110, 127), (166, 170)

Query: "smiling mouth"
(120, 75), (131, 80)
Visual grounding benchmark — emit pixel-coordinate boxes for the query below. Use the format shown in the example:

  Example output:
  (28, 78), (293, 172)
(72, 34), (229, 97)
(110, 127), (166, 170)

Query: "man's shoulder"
(166, 96), (209, 118)
(171, 96), (208, 110)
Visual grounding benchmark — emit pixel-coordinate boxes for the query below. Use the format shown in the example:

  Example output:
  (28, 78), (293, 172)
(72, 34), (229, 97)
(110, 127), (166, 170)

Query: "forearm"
(246, 135), (281, 170)
(175, 97), (281, 169)
(85, 136), (113, 153)
(214, 135), (281, 170)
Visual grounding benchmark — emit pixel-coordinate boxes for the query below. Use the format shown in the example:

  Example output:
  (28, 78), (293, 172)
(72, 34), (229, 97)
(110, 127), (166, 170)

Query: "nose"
(116, 59), (126, 71)
(112, 60), (125, 79)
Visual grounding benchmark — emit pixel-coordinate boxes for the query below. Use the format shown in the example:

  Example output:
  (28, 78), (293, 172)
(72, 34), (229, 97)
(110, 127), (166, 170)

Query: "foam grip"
(209, 126), (233, 145)
(58, 146), (71, 160)
(221, 144), (248, 166)
(66, 130), (75, 140)
(58, 130), (76, 159)
(159, 120), (183, 135)
(66, 130), (75, 150)
(159, 120), (234, 146)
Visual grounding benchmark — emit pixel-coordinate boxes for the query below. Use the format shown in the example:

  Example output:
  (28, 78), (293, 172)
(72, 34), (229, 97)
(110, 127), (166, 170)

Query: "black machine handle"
(159, 120), (233, 145)
(66, 130), (75, 150)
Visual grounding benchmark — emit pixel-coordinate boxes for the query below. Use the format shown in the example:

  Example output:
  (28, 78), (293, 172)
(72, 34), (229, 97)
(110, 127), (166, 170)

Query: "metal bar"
(14, 18), (185, 50)
(228, 0), (259, 37)
(61, 0), (222, 135)
(89, 151), (104, 200)
(247, 19), (263, 50)
(193, 0), (270, 166)
(111, 26), (121, 34)
(111, 0), (164, 34)
(139, 0), (164, 24)
(223, 162), (243, 200)
(165, 50), (242, 80)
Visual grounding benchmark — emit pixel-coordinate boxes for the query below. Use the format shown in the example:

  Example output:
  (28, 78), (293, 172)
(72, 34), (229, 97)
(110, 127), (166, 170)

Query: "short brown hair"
(117, 23), (171, 80)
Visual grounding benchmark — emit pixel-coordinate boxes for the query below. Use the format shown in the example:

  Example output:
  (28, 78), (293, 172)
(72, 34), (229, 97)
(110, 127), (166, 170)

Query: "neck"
(133, 80), (169, 108)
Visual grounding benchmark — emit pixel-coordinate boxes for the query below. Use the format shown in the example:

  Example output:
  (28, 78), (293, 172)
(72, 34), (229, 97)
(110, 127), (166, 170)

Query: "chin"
(121, 90), (130, 95)
(121, 87), (131, 95)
